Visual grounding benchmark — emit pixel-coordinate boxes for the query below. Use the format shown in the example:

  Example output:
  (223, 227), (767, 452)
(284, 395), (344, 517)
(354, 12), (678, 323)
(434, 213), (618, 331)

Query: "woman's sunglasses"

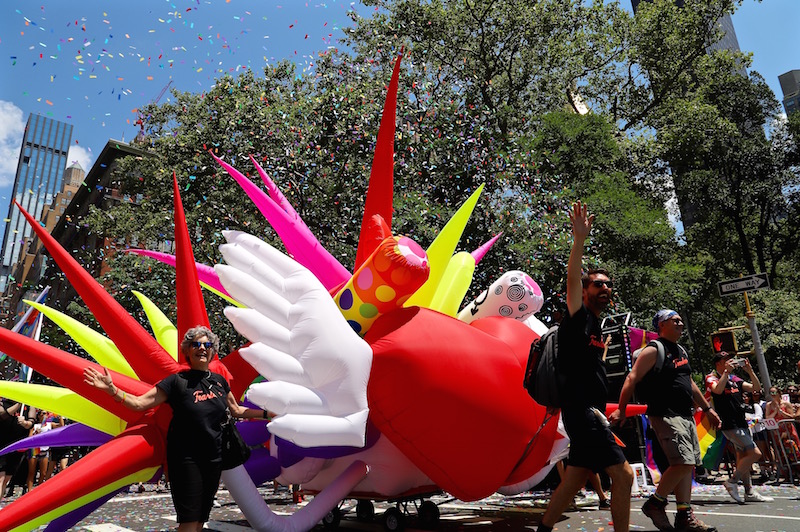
(191, 341), (214, 349)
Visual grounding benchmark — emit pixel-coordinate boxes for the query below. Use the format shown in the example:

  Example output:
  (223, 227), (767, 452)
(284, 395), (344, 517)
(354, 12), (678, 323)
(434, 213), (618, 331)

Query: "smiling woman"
(83, 325), (267, 532)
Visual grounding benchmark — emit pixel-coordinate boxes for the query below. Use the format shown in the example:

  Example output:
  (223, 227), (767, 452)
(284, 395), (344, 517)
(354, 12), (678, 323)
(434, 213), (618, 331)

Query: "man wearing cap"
(705, 351), (771, 504)
(612, 310), (720, 531)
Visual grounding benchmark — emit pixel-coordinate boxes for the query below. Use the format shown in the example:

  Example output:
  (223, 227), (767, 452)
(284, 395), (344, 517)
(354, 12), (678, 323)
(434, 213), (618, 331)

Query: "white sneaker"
(744, 490), (774, 502)
(724, 479), (743, 504)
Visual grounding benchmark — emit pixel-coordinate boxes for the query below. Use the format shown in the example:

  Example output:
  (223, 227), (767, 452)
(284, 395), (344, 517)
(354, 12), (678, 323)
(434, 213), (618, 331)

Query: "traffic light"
(710, 331), (737, 353)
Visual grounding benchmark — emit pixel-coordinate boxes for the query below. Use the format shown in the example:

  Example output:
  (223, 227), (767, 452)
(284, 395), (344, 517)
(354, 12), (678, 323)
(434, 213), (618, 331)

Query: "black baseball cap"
(712, 351), (734, 363)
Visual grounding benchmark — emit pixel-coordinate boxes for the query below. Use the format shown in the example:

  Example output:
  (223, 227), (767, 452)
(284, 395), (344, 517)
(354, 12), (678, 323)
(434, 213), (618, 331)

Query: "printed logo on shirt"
(589, 335), (606, 349)
(193, 389), (221, 403)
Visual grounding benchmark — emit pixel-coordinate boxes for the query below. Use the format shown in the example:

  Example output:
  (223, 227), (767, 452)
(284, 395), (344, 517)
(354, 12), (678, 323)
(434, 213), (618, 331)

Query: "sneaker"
(723, 479), (743, 504)
(642, 496), (675, 531)
(674, 508), (717, 531)
(598, 498), (611, 509)
(744, 490), (774, 502)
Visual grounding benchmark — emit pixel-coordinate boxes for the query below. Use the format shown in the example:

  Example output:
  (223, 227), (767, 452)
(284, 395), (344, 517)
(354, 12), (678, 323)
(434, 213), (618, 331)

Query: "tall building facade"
(1, 140), (146, 323)
(631, 0), (744, 228)
(0, 114), (73, 292)
(779, 70), (800, 116)
(9, 161), (85, 293)
(631, 1), (742, 54)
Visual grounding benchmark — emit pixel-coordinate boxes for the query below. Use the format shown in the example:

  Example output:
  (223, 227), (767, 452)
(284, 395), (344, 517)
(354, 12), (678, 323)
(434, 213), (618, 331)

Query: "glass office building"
(779, 70), (800, 116)
(631, 1), (742, 54)
(0, 114), (73, 292)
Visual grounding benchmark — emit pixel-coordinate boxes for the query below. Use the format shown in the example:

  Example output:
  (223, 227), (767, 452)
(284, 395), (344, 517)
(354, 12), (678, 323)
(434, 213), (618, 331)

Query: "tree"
(69, 0), (800, 381)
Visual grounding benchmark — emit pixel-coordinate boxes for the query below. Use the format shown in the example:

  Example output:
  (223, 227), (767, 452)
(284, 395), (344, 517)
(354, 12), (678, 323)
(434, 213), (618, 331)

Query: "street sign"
(718, 273), (770, 297)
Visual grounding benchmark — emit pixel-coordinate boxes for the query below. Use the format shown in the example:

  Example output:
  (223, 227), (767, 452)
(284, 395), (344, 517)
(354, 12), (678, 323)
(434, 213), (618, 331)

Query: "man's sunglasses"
(191, 341), (214, 349)
(590, 279), (613, 289)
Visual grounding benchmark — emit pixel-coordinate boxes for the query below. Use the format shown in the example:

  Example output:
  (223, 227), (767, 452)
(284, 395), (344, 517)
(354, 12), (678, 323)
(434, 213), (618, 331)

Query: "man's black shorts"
(561, 406), (626, 473)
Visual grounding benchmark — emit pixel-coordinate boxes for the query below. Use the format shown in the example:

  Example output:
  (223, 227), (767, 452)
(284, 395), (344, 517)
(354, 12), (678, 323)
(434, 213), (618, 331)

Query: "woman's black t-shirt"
(157, 370), (230, 462)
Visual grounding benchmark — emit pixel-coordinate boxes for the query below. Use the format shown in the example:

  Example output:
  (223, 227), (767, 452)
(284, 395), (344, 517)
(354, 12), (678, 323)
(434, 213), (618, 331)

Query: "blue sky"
(0, 0), (797, 231)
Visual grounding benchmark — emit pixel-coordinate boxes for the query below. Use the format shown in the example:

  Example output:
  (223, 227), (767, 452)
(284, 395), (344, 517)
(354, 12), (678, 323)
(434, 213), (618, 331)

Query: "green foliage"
(54, 0), (798, 387)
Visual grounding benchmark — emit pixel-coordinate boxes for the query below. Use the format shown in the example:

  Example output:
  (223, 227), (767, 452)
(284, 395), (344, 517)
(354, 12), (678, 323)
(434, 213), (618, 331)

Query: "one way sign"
(718, 273), (770, 297)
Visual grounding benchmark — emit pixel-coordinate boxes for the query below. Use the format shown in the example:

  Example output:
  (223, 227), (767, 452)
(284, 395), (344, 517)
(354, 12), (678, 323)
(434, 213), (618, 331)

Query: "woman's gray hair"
(180, 325), (220, 355)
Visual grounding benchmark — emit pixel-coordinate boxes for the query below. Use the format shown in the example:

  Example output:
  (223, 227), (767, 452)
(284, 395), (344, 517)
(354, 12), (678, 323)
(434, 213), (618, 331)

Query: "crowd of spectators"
(0, 401), (85, 502)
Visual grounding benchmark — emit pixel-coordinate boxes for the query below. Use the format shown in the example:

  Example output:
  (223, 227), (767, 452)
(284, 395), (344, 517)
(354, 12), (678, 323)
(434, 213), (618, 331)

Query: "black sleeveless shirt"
(639, 338), (694, 418)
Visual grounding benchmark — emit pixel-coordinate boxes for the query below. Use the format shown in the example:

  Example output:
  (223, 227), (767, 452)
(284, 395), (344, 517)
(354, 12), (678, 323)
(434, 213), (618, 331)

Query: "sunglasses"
(590, 279), (614, 289)
(191, 341), (214, 349)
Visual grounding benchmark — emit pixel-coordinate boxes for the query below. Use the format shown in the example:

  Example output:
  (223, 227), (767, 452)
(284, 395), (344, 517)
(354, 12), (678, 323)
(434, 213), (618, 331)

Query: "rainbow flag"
(642, 416), (662, 484)
(0, 286), (50, 367)
(696, 410), (727, 470)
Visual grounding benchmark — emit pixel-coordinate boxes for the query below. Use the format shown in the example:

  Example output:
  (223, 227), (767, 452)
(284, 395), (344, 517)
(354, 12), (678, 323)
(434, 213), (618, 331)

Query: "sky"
(0, 0), (797, 236)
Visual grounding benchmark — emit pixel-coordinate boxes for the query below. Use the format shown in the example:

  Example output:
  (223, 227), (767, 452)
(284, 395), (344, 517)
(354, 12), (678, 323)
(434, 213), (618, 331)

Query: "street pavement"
(3, 480), (800, 531)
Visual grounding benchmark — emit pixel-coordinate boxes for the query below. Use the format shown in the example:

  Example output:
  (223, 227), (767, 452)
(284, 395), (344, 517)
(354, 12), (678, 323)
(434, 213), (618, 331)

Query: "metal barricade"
(763, 418), (800, 484)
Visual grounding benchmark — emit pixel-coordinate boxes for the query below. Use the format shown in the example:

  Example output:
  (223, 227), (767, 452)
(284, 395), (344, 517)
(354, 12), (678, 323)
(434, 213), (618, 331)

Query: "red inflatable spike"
(0, 424), (165, 531)
(0, 328), (152, 424)
(172, 173), (211, 345)
(219, 344), (259, 400)
(354, 50), (403, 269)
(13, 201), (179, 384)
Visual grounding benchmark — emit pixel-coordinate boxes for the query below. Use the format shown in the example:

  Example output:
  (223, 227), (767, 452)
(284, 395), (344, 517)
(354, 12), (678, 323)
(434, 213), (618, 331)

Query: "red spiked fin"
(0, 424), (165, 531)
(354, 50), (403, 269)
(0, 327), (152, 423)
(13, 201), (179, 384)
(172, 173), (210, 351)
(219, 343), (259, 400)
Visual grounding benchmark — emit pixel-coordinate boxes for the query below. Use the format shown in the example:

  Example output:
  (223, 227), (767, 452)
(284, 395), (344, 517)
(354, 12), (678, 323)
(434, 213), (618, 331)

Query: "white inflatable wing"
(216, 231), (373, 448)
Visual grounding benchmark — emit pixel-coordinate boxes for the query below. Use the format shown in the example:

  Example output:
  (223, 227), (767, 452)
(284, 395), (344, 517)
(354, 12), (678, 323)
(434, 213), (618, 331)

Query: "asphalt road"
(4, 481), (800, 531)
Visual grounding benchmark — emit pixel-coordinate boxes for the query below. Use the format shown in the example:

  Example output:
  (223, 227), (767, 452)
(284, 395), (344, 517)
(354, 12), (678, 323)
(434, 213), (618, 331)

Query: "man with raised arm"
(537, 202), (633, 532)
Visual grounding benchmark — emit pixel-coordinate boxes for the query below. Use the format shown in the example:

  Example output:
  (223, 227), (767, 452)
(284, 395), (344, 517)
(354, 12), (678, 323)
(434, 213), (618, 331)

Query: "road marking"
(83, 526), (139, 532)
(670, 509), (800, 521)
(205, 521), (254, 531)
(161, 516), (254, 530)
(110, 493), (172, 502)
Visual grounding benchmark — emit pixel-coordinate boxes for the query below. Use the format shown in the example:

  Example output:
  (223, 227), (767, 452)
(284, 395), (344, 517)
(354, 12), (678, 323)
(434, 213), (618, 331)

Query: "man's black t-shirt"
(640, 338), (694, 418)
(706, 372), (747, 430)
(557, 305), (607, 410)
(157, 370), (230, 462)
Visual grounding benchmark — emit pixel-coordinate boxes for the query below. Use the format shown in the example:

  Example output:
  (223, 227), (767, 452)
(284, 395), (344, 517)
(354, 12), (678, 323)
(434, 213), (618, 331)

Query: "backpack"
(523, 325), (566, 408)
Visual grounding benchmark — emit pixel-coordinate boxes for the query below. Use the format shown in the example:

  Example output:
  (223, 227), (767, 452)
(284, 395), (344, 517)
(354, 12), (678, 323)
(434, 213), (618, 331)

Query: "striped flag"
(0, 287), (50, 376)
(696, 410), (727, 470)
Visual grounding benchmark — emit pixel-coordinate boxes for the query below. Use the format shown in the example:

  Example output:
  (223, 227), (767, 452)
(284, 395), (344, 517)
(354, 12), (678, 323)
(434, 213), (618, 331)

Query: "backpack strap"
(647, 340), (666, 374)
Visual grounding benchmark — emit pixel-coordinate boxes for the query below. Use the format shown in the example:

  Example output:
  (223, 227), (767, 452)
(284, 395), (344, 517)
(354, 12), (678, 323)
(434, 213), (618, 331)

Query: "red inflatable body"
(366, 307), (558, 501)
